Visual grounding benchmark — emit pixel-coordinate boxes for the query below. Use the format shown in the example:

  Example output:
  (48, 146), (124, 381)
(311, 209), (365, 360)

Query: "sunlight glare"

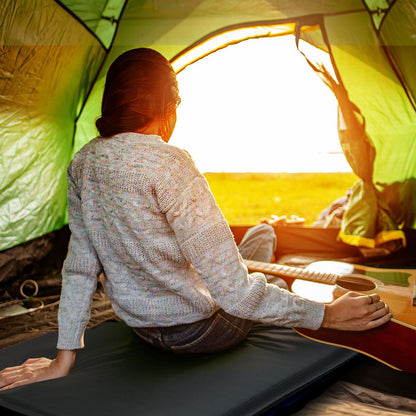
(170, 36), (351, 174)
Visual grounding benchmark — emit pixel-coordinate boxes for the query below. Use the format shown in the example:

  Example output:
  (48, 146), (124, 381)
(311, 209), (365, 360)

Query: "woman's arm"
(160, 151), (391, 331)
(159, 155), (324, 329)
(57, 162), (102, 350)
(0, 349), (76, 390)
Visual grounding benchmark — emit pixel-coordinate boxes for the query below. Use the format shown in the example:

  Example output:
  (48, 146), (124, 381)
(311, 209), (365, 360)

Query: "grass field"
(204, 172), (358, 226)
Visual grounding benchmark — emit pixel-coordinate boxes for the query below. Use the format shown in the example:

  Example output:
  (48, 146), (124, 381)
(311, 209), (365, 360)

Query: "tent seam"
(376, 0), (416, 112)
(378, 0), (398, 32)
(170, 10), (365, 67)
(53, 0), (108, 50)
(359, 0), (415, 111)
(72, 0), (131, 148)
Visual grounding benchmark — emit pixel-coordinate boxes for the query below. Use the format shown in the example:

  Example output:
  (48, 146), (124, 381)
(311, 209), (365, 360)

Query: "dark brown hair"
(96, 48), (180, 137)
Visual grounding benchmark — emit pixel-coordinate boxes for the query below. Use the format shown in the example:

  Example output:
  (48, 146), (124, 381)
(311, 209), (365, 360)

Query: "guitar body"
(295, 321), (416, 373)
(244, 259), (416, 373)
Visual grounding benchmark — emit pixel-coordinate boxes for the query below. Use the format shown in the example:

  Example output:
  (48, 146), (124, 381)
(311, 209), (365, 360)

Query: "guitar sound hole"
(336, 275), (376, 292)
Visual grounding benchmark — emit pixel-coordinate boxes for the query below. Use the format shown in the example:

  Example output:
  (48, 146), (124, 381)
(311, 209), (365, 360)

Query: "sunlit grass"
(204, 172), (358, 225)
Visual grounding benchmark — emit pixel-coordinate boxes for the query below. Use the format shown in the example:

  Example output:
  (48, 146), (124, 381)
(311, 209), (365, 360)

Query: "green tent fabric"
(1, 0), (415, 251)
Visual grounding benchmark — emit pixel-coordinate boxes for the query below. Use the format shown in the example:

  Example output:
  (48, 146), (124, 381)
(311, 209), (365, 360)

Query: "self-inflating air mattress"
(0, 321), (356, 416)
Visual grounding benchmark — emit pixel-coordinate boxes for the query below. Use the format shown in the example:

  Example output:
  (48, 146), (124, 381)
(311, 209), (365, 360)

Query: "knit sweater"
(57, 133), (324, 350)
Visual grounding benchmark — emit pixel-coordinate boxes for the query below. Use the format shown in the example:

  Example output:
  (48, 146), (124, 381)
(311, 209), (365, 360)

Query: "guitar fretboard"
(244, 259), (339, 285)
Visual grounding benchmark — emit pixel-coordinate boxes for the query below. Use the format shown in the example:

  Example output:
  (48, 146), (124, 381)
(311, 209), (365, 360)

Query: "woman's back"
(64, 132), (219, 332)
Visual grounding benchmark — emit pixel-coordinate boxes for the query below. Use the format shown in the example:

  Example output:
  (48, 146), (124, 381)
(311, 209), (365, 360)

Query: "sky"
(169, 36), (352, 173)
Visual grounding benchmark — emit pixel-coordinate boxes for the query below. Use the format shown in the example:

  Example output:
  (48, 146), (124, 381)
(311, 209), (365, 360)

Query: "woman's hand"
(0, 349), (76, 390)
(321, 292), (392, 331)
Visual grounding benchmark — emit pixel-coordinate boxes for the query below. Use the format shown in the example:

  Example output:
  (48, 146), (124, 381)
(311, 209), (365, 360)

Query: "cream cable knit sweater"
(57, 133), (324, 350)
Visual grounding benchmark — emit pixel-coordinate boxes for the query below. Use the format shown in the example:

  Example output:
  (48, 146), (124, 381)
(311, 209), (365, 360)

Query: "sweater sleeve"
(57, 163), (103, 350)
(160, 152), (324, 330)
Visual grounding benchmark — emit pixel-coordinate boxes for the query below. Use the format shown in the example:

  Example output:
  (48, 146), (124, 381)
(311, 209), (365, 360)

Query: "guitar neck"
(243, 259), (339, 285)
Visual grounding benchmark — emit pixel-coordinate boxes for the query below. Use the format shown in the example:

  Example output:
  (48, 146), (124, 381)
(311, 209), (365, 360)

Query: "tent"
(1, 1), (416, 414)
(1, 0), (415, 254)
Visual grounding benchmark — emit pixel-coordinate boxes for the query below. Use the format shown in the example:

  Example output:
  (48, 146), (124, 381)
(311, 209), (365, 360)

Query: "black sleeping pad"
(0, 321), (356, 416)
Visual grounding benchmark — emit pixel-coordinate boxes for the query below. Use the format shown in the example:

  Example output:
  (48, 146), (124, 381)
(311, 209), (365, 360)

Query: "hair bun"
(96, 116), (114, 137)
(98, 48), (179, 137)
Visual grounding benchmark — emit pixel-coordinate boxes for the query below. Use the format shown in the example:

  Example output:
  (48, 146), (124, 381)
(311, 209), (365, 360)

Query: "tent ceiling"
(0, 0), (415, 251)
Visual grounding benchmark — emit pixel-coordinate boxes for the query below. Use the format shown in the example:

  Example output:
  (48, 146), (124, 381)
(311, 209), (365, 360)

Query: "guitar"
(244, 259), (416, 373)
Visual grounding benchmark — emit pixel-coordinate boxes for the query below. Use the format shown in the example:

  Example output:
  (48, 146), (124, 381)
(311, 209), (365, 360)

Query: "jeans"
(133, 223), (276, 354)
